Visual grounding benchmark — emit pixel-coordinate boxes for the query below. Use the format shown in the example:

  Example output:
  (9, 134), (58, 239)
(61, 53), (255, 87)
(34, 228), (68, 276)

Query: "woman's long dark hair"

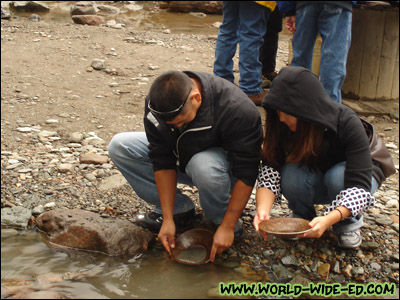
(261, 108), (325, 170)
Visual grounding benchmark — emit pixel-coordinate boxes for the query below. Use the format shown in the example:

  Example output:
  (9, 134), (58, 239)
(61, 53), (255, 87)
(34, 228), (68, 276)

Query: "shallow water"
(2, 1), (222, 36)
(1, 230), (244, 299)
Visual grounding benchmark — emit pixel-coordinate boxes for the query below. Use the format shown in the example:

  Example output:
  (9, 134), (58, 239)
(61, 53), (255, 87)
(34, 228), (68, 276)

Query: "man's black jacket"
(144, 71), (263, 187)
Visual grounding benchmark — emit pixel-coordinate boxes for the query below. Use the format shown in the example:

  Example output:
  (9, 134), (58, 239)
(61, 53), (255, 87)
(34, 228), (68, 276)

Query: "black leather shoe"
(134, 209), (195, 233)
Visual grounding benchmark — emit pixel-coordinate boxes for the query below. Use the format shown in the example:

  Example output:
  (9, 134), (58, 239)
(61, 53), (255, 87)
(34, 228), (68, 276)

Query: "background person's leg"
(213, 1), (240, 83)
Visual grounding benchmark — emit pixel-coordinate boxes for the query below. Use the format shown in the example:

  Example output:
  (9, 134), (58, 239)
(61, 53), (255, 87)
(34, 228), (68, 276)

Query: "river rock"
(70, 3), (96, 15)
(1, 206), (32, 229)
(272, 264), (294, 282)
(79, 153), (109, 164)
(10, 1), (50, 12)
(99, 174), (127, 191)
(36, 209), (154, 256)
(72, 15), (105, 26)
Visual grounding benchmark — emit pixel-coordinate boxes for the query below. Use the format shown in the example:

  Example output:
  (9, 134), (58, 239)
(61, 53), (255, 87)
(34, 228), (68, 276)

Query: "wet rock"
(317, 263), (330, 280)
(36, 209), (154, 256)
(370, 262), (382, 271)
(361, 241), (380, 250)
(9, 290), (69, 299)
(281, 255), (300, 267)
(342, 264), (353, 278)
(375, 215), (394, 226)
(272, 264), (294, 282)
(1, 206), (32, 229)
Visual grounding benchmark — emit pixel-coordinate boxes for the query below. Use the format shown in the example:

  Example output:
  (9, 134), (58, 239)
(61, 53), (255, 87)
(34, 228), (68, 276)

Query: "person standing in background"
(277, 1), (355, 103)
(213, 1), (277, 105)
(260, 6), (283, 88)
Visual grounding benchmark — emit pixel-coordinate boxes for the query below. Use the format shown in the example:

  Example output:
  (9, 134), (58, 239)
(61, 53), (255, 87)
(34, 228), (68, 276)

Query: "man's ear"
(193, 91), (202, 105)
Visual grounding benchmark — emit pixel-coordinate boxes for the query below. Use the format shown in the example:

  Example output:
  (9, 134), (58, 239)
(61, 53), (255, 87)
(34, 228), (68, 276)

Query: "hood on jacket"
(262, 66), (340, 133)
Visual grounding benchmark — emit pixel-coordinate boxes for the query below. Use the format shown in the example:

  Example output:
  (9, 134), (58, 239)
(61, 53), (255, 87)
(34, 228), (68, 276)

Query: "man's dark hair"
(148, 70), (193, 113)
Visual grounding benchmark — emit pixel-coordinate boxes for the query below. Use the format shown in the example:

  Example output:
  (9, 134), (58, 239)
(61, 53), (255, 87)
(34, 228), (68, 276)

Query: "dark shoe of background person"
(248, 90), (268, 106)
(261, 76), (272, 89)
(263, 71), (278, 82)
(134, 209), (195, 233)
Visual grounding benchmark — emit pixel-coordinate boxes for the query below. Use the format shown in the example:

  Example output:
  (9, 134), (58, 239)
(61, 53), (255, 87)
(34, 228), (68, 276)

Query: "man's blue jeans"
(291, 3), (352, 103)
(213, 1), (268, 96)
(108, 132), (237, 225)
(280, 162), (378, 234)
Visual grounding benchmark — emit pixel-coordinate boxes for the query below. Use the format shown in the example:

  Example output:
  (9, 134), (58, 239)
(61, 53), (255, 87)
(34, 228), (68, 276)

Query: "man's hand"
(209, 225), (234, 262)
(253, 210), (269, 241)
(285, 16), (296, 33)
(158, 219), (176, 255)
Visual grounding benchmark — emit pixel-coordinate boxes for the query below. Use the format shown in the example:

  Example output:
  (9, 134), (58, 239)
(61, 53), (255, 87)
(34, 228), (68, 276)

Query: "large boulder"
(36, 209), (154, 257)
(10, 1), (50, 13)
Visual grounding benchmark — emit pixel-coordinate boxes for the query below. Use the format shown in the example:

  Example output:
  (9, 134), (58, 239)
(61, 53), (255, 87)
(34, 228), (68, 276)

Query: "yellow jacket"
(254, 1), (276, 11)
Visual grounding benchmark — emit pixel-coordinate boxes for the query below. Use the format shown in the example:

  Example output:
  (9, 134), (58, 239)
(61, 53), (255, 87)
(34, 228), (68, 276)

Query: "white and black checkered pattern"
(256, 164), (282, 201)
(324, 187), (376, 217)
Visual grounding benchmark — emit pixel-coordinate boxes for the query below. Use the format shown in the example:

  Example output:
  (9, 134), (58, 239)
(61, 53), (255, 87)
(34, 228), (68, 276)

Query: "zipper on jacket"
(174, 126), (212, 166)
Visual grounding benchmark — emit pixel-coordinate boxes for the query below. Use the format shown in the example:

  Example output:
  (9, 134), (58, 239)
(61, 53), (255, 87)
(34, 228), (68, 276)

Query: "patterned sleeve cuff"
(256, 164), (282, 201)
(324, 187), (376, 217)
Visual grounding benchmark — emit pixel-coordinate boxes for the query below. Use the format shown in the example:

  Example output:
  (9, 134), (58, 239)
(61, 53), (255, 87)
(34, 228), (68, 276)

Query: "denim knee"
(323, 162), (345, 198)
(108, 132), (127, 162)
(186, 149), (230, 189)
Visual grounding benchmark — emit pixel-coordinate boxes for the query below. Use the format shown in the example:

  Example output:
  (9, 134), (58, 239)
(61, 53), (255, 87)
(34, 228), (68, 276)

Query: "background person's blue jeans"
(280, 162), (379, 234)
(290, 3), (352, 103)
(108, 132), (237, 225)
(213, 1), (268, 96)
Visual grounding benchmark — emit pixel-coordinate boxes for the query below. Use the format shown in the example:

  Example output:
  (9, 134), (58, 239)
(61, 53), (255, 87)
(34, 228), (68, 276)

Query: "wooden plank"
(376, 11), (399, 100)
(358, 9), (385, 99)
(391, 36), (399, 100)
(342, 9), (365, 98)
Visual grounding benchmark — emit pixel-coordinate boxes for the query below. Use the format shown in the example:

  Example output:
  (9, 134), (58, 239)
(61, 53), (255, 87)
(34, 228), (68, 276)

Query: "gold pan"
(259, 217), (312, 239)
(171, 229), (214, 265)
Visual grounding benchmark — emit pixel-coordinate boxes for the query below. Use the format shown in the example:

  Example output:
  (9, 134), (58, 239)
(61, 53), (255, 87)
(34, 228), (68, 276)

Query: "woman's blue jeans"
(108, 132), (237, 225)
(290, 3), (352, 103)
(213, 1), (268, 96)
(280, 162), (379, 234)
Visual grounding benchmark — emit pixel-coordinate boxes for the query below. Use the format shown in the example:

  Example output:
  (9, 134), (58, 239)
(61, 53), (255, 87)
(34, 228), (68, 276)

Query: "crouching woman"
(253, 66), (387, 249)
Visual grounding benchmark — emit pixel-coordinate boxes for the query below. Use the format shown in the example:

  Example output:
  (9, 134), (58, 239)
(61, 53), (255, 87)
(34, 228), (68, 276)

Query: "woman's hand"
(299, 216), (330, 239)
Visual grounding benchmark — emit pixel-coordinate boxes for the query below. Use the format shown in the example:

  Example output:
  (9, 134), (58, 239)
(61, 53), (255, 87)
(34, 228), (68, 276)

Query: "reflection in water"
(1, 231), (241, 299)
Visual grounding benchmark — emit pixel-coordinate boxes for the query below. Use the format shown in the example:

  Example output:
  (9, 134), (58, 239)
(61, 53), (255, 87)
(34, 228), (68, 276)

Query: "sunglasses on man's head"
(148, 88), (192, 121)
